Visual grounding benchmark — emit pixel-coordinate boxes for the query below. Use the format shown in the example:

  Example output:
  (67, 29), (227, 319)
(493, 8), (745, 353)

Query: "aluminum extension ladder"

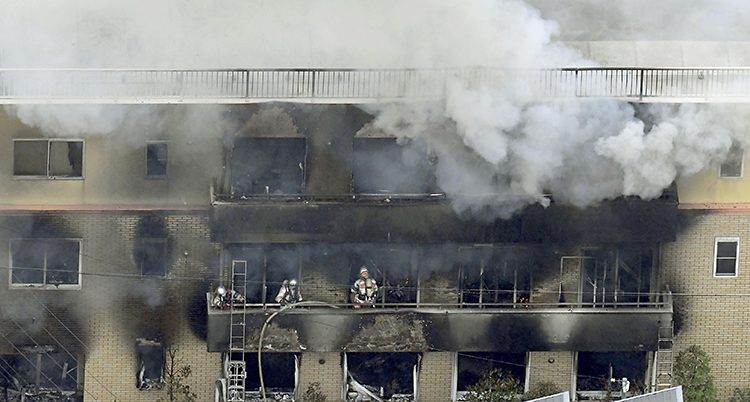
(227, 260), (248, 402)
(653, 322), (674, 391)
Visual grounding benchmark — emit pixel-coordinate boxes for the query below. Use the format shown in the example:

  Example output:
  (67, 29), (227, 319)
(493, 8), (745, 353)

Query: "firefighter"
(351, 266), (378, 308)
(212, 285), (228, 308)
(275, 278), (303, 306)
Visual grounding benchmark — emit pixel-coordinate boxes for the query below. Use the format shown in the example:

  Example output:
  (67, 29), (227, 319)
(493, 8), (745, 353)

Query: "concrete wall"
(677, 155), (750, 205)
(662, 211), (750, 400)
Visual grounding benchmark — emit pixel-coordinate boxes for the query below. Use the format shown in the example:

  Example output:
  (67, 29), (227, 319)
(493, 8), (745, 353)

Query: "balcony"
(205, 293), (673, 353)
(2, 67), (750, 104)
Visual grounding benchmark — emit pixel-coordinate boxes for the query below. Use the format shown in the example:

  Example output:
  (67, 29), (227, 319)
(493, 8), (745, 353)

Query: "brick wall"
(417, 352), (454, 402)
(298, 352), (343, 401)
(527, 351), (574, 394)
(661, 211), (750, 400)
(0, 212), (222, 402)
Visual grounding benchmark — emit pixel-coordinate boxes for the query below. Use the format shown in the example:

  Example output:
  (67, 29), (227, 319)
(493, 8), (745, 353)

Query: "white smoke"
(0, 0), (748, 218)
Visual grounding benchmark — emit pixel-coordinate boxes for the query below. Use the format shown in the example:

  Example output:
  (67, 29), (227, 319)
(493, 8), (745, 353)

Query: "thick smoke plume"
(0, 0), (748, 220)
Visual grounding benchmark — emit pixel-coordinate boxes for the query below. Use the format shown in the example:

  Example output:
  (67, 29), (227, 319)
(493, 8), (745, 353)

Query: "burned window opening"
(230, 137), (306, 195)
(13, 139), (83, 178)
(350, 245), (417, 305)
(459, 247), (533, 307)
(0, 348), (79, 400)
(146, 142), (168, 178)
(136, 238), (168, 277)
(720, 144), (744, 178)
(231, 352), (297, 397)
(346, 352), (419, 401)
(352, 137), (437, 194)
(455, 352), (526, 398)
(558, 246), (657, 307)
(714, 237), (739, 277)
(10, 239), (81, 288)
(136, 339), (165, 390)
(225, 245), (301, 305)
(576, 351), (647, 398)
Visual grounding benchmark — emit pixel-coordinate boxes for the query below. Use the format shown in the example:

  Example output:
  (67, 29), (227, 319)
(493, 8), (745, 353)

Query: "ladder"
(227, 260), (248, 402)
(653, 322), (674, 391)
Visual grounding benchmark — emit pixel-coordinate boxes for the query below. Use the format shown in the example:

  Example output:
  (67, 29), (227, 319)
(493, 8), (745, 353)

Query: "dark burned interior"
(456, 353), (526, 393)
(576, 352), (648, 394)
(0, 348), (79, 400)
(136, 339), (165, 390)
(346, 353), (419, 400)
(230, 352), (297, 394)
(352, 137), (437, 194)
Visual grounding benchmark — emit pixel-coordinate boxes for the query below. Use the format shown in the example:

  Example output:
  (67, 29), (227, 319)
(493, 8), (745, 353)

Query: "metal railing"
(3, 67), (750, 103)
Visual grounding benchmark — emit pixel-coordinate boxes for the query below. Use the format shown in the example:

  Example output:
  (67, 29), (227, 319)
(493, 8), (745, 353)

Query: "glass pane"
(717, 241), (738, 258)
(146, 143), (168, 177)
(49, 141), (83, 177)
(13, 140), (48, 176)
(10, 239), (45, 284)
(45, 240), (80, 285)
(716, 258), (737, 276)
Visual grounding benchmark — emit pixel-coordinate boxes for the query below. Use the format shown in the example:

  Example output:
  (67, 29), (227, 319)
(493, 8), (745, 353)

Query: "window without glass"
(460, 247), (533, 307)
(720, 144), (744, 178)
(230, 138), (306, 195)
(350, 245), (417, 305)
(136, 238), (168, 277)
(352, 138), (437, 194)
(714, 237), (739, 277)
(136, 339), (164, 390)
(576, 352), (647, 393)
(146, 142), (168, 178)
(455, 353), (526, 399)
(13, 139), (84, 178)
(346, 353), (420, 401)
(0, 350), (79, 394)
(234, 352), (297, 397)
(10, 239), (81, 287)
(226, 245), (301, 305)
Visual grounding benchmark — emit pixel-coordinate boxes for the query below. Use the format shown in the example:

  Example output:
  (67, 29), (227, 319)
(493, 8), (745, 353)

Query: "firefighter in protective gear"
(351, 266), (378, 308)
(212, 285), (228, 309)
(275, 278), (303, 306)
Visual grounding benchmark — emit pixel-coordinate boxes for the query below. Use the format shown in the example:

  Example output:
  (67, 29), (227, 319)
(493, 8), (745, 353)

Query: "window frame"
(719, 146), (744, 178)
(8, 238), (83, 289)
(713, 236), (740, 278)
(145, 141), (169, 179)
(12, 139), (85, 180)
(138, 237), (169, 277)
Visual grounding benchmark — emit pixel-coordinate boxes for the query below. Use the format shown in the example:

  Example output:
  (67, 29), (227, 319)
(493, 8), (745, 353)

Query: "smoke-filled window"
(146, 142), (168, 178)
(576, 352), (647, 394)
(455, 352), (526, 398)
(714, 237), (739, 277)
(136, 238), (168, 277)
(719, 144), (744, 178)
(352, 138), (437, 194)
(0, 350), (79, 398)
(13, 139), (84, 178)
(459, 247), (533, 307)
(10, 239), (81, 288)
(230, 138), (306, 195)
(345, 352), (419, 401)
(136, 339), (164, 390)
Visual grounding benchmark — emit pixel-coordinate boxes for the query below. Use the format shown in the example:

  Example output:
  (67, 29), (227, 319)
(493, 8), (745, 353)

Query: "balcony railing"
(2, 67), (750, 103)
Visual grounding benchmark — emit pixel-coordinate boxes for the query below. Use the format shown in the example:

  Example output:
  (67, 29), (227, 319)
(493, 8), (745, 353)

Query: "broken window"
(455, 353), (526, 400)
(10, 239), (81, 288)
(345, 353), (420, 401)
(352, 138), (437, 194)
(136, 238), (168, 277)
(136, 339), (164, 390)
(230, 138), (306, 195)
(714, 237), (739, 277)
(0, 348), (79, 400)
(418, 245), (460, 304)
(13, 139), (84, 178)
(459, 246), (533, 307)
(576, 352), (647, 398)
(720, 144), (744, 178)
(236, 352), (297, 399)
(350, 245), (417, 305)
(225, 245), (301, 306)
(146, 142), (168, 178)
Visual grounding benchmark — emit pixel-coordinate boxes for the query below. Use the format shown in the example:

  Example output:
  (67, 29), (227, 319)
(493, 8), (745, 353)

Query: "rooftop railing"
(2, 68), (750, 104)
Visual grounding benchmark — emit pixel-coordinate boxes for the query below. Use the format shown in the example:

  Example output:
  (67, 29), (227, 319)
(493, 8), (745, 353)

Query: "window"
(13, 139), (84, 178)
(0, 349), (79, 396)
(136, 339), (164, 390)
(345, 353), (420, 401)
(233, 352), (298, 399)
(720, 144), (744, 178)
(226, 245), (301, 306)
(576, 352), (646, 399)
(459, 247), (533, 307)
(136, 238), (168, 277)
(230, 138), (306, 195)
(352, 137), (437, 194)
(10, 239), (81, 288)
(714, 237), (739, 277)
(455, 353), (527, 400)
(146, 142), (168, 178)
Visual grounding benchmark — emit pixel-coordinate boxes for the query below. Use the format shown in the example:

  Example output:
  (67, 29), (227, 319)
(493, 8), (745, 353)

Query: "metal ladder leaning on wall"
(653, 321), (674, 391)
(227, 260), (248, 402)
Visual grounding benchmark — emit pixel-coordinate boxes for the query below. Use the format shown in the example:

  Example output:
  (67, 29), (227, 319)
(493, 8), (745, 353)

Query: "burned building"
(0, 17), (749, 402)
